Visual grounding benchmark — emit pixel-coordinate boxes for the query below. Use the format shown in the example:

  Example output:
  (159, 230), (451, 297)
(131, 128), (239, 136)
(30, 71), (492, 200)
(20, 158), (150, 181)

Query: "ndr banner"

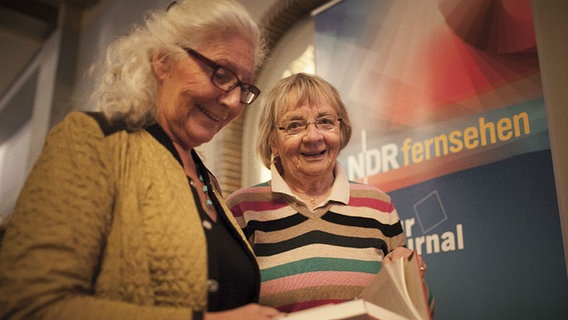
(314, 0), (568, 319)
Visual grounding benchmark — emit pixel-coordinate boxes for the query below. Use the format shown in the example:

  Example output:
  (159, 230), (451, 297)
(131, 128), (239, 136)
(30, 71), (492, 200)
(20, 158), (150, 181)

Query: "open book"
(278, 251), (431, 320)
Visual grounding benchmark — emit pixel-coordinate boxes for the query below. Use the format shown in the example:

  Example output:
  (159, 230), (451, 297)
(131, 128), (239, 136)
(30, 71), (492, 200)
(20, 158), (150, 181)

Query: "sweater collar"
(270, 162), (350, 206)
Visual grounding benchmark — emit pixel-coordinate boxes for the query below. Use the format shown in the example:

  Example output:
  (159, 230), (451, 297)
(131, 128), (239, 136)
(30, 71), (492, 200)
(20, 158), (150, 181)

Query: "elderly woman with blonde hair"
(227, 73), (432, 313)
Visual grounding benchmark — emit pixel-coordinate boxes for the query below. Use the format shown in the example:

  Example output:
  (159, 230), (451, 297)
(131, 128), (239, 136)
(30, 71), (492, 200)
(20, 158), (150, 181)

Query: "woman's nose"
(219, 87), (245, 113)
(302, 122), (324, 140)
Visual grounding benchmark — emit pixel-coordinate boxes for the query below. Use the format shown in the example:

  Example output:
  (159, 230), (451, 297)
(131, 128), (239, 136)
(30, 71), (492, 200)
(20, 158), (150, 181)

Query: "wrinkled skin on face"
(152, 35), (255, 150)
(271, 101), (341, 190)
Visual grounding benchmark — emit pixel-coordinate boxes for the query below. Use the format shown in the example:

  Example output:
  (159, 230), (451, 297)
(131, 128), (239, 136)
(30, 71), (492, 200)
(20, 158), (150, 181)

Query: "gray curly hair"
(90, 0), (266, 130)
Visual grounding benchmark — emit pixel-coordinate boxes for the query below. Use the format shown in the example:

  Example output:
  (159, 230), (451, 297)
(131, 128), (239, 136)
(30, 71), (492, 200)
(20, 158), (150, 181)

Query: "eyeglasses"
(182, 47), (261, 105)
(276, 115), (342, 136)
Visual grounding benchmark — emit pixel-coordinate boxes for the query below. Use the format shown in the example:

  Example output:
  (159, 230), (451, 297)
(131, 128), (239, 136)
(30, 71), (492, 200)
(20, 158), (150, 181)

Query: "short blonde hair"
(256, 73), (353, 168)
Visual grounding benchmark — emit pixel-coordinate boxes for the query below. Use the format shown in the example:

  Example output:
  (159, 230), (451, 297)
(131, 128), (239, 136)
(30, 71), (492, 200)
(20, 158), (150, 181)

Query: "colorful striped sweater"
(226, 164), (406, 312)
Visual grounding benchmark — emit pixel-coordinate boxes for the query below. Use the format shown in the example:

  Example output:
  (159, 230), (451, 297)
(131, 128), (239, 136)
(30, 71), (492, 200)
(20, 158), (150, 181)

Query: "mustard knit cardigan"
(0, 112), (258, 319)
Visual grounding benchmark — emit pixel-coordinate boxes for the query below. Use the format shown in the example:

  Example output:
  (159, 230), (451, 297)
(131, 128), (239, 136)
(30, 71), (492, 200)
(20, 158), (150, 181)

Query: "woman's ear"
(269, 136), (279, 157)
(152, 49), (170, 81)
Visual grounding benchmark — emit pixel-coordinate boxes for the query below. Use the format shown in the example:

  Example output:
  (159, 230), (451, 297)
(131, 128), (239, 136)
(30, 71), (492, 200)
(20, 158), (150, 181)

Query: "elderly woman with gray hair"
(227, 73), (432, 314)
(0, 1), (282, 319)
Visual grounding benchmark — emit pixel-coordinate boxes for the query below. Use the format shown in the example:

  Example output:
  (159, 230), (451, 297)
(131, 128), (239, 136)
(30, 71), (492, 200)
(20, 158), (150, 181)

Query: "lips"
(301, 150), (326, 157)
(196, 104), (222, 122)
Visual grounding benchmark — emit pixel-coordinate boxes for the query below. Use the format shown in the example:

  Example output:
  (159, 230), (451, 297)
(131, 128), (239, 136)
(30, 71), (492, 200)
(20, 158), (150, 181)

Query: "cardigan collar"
(145, 123), (184, 167)
(145, 124), (207, 180)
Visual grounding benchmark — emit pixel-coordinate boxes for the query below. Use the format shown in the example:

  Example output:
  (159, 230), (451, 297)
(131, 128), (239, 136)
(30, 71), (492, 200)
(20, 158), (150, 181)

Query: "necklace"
(295, 189), (331, 208)
(198, 172), (213, 207)
(189, 150), (214, 209)
(188, 178), (213, 208)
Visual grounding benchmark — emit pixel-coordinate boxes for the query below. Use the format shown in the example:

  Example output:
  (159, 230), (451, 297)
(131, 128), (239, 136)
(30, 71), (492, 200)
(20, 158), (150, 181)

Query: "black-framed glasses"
(276, 115), (342, 136)
(182, 47), (261, 105)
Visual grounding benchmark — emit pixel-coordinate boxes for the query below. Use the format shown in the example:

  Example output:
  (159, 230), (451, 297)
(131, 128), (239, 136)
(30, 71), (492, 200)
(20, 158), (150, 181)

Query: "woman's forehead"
(197, 35), (256, 81)
(280, 95), (336, 116)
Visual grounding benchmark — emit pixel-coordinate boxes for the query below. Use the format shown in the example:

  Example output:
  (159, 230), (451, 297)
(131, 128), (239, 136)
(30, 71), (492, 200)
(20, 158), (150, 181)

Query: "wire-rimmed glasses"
(276, 115), (342, 136)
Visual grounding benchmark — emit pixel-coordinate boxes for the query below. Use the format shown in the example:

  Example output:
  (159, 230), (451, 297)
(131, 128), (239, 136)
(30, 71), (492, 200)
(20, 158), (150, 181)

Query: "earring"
(271, 153), (280, 164)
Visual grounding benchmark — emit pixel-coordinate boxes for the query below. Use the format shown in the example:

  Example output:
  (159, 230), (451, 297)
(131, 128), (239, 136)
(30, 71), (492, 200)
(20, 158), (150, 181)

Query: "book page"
(360, 259), (413, 319)
(404, 252), (431, 320)
(363, 301), (411, 320)
(360, 254), (425, 320)
(276, 300), (367, 320)
(276, 299), (409, 320)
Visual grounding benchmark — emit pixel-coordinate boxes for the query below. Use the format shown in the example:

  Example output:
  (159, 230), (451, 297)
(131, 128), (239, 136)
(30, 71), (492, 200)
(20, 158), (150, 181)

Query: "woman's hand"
(204, 303), (284, 320)
(383, 247), (427, 276)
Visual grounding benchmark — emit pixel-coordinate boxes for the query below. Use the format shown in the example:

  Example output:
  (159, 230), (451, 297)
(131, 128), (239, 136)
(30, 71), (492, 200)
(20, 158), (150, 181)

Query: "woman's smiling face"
(153, 34), (255, 150)
(271, 100), (342, 184)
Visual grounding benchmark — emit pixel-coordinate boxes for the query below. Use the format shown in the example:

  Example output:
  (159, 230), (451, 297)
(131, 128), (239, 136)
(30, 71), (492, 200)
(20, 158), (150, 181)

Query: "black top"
(145, 123), (257, 311)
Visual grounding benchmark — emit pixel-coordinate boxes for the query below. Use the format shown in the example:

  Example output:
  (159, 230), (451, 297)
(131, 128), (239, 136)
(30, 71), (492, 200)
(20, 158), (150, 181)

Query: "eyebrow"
(281, 112), (335, 122)
(214, 57), (253, 83)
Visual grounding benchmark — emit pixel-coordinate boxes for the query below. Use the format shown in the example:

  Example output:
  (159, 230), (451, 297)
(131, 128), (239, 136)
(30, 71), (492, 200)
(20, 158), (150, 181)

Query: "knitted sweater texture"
(0, 112), (256, 320)
(226, 172), (405, 312)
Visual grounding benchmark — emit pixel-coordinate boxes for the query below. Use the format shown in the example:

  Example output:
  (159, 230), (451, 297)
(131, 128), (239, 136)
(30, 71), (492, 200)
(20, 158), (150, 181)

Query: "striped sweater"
(226, 164), (405, 312)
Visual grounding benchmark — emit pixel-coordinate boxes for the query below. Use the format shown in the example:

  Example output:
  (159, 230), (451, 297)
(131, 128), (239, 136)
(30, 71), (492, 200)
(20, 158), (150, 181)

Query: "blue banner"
(314, 0), (568, 318)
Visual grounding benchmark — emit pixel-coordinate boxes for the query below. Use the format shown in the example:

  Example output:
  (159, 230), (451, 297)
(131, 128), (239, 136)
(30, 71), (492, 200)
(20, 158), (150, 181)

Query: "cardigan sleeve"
(0, 113), (195, 320)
